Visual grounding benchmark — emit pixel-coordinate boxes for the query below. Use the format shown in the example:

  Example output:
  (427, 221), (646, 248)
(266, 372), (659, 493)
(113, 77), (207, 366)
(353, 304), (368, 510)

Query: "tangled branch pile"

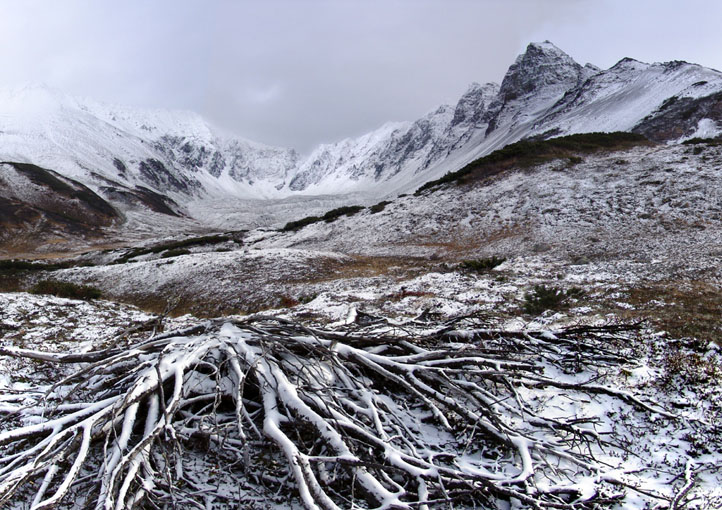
(0, 316), (673, 509)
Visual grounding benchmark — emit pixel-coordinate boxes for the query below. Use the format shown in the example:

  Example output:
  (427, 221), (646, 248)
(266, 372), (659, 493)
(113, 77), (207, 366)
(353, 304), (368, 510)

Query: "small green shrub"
(0, 259), (82, 273)
(523, 285), (584, 315)
(31, 280), (102, 300)
(568, 156), (583, 165)
(662, 350), (720, 386)
(0, 260), (44, 272)
(460, 256), (506, 272)
(682, 136), (722, 146)
(112, 235), (234, 263)
(298, 293), (318, 304)
(282, 205), (365, 232)
(161, 248), (191, 258)
(322, 205), (365, 223)
(279, 295), (300, 308)
(369, 200), (391, 214)
(282, 215), (322, 232)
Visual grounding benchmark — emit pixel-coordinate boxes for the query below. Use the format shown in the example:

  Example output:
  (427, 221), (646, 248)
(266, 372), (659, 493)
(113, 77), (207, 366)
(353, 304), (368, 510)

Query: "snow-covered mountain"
(0, 86), (299, 202)
(1, 41), (721, 229)
(285, 41), (722, 195)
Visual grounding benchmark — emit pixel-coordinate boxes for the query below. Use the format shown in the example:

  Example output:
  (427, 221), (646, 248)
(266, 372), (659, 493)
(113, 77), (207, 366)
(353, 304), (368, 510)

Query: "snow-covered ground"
(2, 140), (717, 323)
(260, 142), (722, 264)
(1, 289), (720, 509)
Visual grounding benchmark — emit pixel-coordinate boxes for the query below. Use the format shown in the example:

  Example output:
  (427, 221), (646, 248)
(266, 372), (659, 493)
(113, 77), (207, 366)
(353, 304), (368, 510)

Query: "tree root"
(0, 317), (672, 509)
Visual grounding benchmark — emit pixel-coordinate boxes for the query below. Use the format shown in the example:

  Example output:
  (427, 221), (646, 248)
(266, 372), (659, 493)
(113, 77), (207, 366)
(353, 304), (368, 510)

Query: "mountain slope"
(530, 58), (722, 140)
(0, 86), (299, 203)
(0, 162), (120, 252)
(258, 140), (722, 273)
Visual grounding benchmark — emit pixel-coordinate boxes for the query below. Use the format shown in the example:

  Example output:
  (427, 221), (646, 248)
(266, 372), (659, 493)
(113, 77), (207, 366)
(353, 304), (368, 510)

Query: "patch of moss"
(31, 280), (102, 300)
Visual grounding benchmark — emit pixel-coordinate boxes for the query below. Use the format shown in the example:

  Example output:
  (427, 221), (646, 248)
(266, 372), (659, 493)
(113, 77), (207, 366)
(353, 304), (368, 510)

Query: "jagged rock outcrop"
(499, 41), (585, 102)
(288, 41), (721, 195)
(483, 41), (587, 136)
(634, 90), (722, 141)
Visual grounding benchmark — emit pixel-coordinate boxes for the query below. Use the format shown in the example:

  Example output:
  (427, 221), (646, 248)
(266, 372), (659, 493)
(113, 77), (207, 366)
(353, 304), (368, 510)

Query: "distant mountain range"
(1, 40), (721, 241)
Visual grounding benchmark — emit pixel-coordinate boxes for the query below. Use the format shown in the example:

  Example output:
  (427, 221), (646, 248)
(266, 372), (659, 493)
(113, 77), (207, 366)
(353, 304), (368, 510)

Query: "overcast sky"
(1, 0), (721, 152)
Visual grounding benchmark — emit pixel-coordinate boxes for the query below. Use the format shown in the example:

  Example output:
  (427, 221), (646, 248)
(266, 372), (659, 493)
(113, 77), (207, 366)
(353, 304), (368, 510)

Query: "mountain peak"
(450, 81), (499, 128)
(0, 83), (77, 111)
(526, 40), (566, 54)
(463, 81), (483, 94)
(610, 56), (650, 72)
(499, 41), (583, 102)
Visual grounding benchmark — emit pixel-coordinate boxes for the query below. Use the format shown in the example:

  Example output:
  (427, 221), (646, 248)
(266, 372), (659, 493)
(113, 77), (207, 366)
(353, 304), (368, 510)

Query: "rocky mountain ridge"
(1, 41), (721, 233)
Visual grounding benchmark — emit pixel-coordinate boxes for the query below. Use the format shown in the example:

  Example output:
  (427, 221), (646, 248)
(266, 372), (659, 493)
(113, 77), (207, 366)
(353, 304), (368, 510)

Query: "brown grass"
(622, 280), (722, 346)
(284, 255), (433, 284)
(407, 224), (528, 259)
(385, 289), (434, 301)
(44, 255), (436, 319)
(0, 240), (127, 261)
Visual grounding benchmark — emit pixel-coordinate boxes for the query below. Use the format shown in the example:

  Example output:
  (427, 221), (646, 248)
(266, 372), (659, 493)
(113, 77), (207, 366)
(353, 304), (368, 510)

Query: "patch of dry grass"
(662, 350), (720, 386)
(286, 255), (433, 284)
(624, 280), (722, 346)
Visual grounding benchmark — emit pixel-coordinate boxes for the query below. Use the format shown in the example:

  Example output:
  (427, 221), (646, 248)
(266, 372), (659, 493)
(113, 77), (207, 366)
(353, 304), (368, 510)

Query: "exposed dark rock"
(138, 158), (197, 194)
(100, 185), (183, 217)
(9, 162), (117, 218)
(498, 41), (584, 102)
(152, 135), (227, 178)
(112, 158), (127, 176)
(450, 82), (495, 129)
(633, 92), (722, 141)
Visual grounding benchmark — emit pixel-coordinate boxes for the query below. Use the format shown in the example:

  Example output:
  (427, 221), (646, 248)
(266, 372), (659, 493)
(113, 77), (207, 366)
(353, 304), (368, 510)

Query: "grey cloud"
(0, 0), (720, 152)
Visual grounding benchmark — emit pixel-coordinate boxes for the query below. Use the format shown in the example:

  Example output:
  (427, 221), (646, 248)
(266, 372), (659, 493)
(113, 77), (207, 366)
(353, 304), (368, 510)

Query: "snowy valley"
(1, 41), (722, 253)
